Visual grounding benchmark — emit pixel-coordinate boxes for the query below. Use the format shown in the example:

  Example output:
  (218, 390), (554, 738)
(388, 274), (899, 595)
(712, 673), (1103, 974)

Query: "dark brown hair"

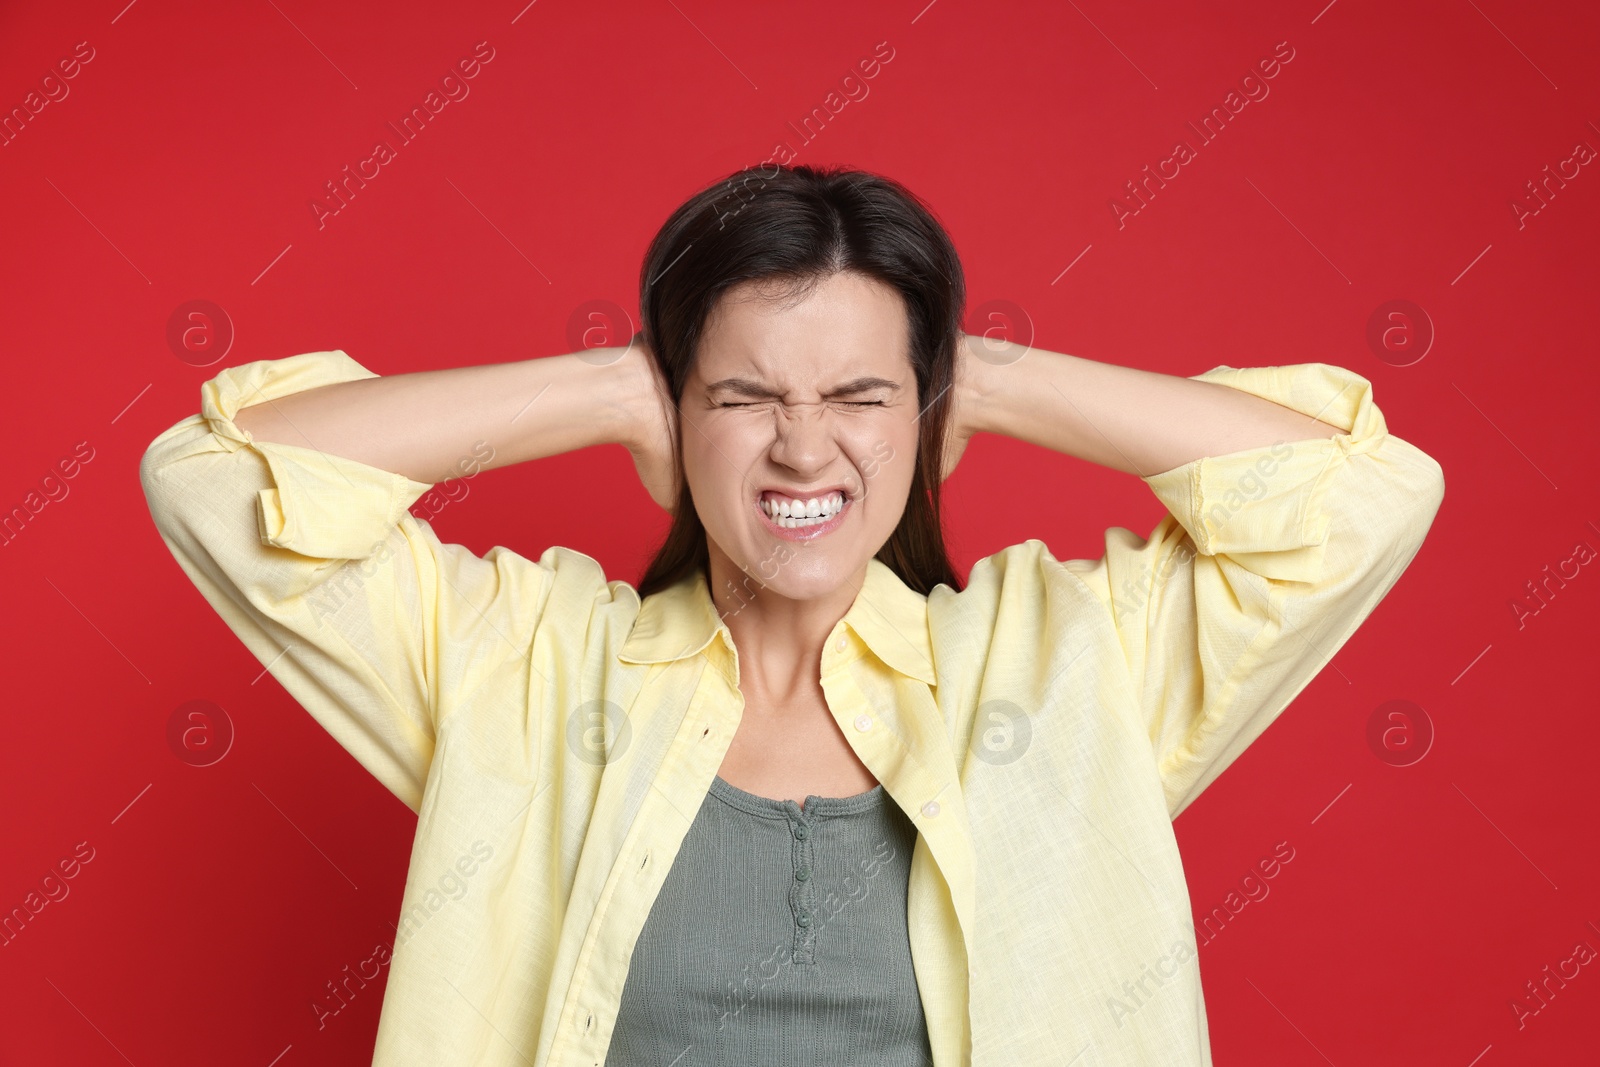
(633, 162), (966, 601)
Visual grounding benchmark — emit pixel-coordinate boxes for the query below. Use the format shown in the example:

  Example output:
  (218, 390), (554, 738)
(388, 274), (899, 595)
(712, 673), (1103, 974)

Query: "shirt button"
(795, 867), (810, 881)
(794, 824), (809, 840)
(796, 911), (811, 927)
(854, 714), (872, 732)
(835, 636), (847, 652)
(921, 800), (940, 818)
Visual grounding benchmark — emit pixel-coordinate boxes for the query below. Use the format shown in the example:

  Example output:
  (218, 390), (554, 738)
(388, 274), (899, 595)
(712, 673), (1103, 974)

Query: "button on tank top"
(605, 774), (932, 1065)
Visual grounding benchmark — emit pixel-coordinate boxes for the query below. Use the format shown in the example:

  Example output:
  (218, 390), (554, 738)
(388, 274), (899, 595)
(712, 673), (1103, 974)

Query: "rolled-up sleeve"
(1063, 361), (1446, 818)
(138, 350), (558, 813)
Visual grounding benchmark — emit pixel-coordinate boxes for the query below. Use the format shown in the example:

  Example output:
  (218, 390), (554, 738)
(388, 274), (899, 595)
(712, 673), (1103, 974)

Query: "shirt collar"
(617, 557), (937, 686)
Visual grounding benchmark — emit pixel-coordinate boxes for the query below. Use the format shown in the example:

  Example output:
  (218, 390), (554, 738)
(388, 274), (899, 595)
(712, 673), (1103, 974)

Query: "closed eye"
(717, 400), (886, 408)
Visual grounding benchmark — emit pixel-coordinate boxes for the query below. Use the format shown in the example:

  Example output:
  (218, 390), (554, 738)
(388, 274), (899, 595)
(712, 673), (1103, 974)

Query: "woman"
(139, 163), (1444, 1066)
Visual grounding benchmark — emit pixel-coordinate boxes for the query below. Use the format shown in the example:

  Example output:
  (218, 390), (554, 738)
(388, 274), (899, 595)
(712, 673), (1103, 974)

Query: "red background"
(3, 0), (1597, 1063)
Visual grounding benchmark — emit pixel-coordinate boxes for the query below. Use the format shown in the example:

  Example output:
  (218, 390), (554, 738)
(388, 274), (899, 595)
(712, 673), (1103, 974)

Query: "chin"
(730, 543), (863, 601)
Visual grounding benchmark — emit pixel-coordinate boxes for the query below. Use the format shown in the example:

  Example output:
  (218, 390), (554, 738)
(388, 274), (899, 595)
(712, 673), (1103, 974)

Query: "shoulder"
(930, 539), (1099, 618)
(927, 539), (1112, 681)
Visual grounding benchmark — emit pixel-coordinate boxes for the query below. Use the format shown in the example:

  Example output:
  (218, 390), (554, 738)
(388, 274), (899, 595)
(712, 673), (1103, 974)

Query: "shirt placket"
(782, 799), (819, 964)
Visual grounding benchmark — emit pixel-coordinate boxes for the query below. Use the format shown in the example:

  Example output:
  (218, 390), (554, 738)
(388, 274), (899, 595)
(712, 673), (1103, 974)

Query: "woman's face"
(681, 270), (920, 610)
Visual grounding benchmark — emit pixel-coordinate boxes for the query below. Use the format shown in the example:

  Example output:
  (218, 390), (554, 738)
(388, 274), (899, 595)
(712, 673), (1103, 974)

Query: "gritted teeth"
(758, 489), (847, 520)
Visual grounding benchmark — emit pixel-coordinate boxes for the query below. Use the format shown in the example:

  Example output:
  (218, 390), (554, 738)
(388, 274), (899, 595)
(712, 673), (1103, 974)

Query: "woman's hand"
(619, 334), (681, 515)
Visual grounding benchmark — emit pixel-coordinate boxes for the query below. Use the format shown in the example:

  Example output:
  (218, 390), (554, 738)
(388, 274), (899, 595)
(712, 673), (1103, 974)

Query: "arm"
(955, 336), (1347, 475)
(953, 337), (1445, 818)
(231, 346), (641, 482)
(140, 344), (652, 812)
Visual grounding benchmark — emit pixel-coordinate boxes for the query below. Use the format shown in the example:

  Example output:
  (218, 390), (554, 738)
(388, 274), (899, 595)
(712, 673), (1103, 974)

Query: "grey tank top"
(604, 774), (933, 1066)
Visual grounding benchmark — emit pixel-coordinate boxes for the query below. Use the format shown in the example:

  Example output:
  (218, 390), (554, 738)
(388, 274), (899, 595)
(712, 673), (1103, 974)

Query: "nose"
(766, 404), (842, 479)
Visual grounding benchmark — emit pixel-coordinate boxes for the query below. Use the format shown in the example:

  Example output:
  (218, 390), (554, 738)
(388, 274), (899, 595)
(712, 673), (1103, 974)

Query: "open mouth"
(755, 489), (851, 536)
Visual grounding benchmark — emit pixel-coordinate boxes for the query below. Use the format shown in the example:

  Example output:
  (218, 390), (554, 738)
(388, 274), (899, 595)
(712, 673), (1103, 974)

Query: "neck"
(706, 540), (867, 698)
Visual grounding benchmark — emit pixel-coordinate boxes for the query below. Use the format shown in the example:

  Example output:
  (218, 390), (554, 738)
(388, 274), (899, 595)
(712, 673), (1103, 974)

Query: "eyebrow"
(706, 376), (904, 400)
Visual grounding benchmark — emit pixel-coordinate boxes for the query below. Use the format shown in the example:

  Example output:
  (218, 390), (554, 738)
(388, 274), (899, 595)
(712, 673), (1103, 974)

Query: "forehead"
(694, 272), (911, 387)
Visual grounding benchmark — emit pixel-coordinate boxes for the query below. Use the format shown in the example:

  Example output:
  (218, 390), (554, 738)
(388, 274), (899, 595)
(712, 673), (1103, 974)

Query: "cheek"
(682, 427), (724, 482)
(684, 427), (754, 507)
(861, 425), (915, 484)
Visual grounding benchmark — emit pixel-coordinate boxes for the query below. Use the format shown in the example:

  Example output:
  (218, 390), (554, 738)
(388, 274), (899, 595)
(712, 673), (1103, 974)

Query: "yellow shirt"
(138, 349), (1444, 1066)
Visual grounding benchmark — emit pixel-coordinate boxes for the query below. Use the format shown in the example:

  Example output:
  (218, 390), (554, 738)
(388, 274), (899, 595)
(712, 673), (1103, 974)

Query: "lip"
(754, 493), (852, 541)
(755, 484), (854, 503)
